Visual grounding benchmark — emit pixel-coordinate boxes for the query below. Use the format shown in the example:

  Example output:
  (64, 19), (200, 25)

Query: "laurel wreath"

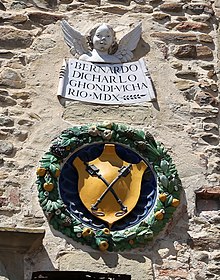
(36, 122), (181, 251)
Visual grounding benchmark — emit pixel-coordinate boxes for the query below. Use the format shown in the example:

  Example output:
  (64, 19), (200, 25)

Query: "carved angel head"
(87, 24), (118, 54)
(61, 20), (142, 63)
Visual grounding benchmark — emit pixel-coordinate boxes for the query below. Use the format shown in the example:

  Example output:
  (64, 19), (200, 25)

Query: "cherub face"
(92, 24), (114, 52)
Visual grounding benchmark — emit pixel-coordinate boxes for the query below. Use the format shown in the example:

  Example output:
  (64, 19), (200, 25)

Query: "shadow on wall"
(91, 189), (189, 268)
(25, 246), (56, 280)
(48, 188), (190, 272)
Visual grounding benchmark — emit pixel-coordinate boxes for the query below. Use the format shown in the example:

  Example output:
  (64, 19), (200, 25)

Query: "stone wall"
(0, 0), (219, 279)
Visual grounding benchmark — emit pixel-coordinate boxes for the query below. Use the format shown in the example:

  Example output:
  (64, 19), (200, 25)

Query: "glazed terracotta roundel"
(36, 123), (181, 251)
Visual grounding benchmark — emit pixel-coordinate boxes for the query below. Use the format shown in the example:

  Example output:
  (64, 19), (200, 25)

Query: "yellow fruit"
(36, 167), (46, 177)
(171, 198), (180, 207)
(43, 182), (54, 192)
(102, 228), (110, 235)
(155, 211), (164, 220)
(82, 228), (93, 237)
(159, 193), (167, 202)
(55, 169), (61, 178)
(99, 241), (109, 251)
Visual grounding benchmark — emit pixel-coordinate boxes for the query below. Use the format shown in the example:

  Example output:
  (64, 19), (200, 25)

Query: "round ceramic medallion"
(36, 123), (181, 251)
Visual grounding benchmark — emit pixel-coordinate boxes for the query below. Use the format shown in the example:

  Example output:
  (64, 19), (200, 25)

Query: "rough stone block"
(0, 13), (28, 24)
(150, 32), (213, 43)
(173, 44), (213, 59)
(176, 21), (209, 31)
(0, 141), (14, 155)
(184, 4), (214, 15)
(0, 68), (25, 89)
(28, 12), (64, 25)
(194, 91), (217, 106)
(0, 27), (33, 49)
(196, 46), (213, 58)
(152, 12), (171, 20)
(174, 44), (197, 58)
(174, 80), (195, 90)
(159, 3), (183, 13)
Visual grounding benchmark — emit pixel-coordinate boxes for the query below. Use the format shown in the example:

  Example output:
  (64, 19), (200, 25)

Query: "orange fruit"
(55, 169), (61, 178)
(155, 211), (164, 220)
(36, 167), (46, 177)
(159, 193), (167, 202)
(103, 228), (110, 235)
(43, 182), (54, 192)
(99, 241), (109, 251)
(171, 198), (180, 207)
(82, 228), (93, 237)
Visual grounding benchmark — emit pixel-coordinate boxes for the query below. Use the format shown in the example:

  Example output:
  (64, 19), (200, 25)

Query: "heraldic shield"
(73, 144), (148, 227)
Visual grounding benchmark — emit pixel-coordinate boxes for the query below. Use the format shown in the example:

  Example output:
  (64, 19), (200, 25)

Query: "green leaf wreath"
(36, 122), (182, 251)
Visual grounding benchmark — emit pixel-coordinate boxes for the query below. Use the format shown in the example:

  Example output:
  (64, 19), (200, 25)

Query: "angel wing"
(61, 20), (90, 57)
(115, 23), (142, 63)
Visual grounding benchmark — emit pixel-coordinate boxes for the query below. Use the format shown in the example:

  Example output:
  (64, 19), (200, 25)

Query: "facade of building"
(0, 0), (219, 279)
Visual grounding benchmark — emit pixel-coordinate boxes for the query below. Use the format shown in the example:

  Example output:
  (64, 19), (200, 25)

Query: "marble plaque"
(57, 58), (156, 105)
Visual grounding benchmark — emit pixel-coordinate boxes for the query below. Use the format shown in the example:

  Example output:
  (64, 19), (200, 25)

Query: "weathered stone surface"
(200, 63), (214, 70)
(176, 16), (187, 21)
(13, 130), (28, 141)
(0, 1), (6, 11)
(207, 70), (216, 79)
(0, 51), (14, 59)
(174, 80), (195, 90)
(194, 91), (218, 106)
(175, 70), (198, 79)
(191, 14), (211, 22)
(165, 21), (179, 29)
(171, 61), (183, 69)
(0, 196), (8, 207)
(109, 0), (131, 5)
(131, 5), (153, 13)
(97, 6), (129, 14)
(0, 94), (17, 107)
(58, 252), (154, 280)
(190, 105), (219, 116)
(10, 91), (29, 100)
(160, 3), (183, 13)
(150, 32), (213, 43)
(0, 68), (25, 89)
(17, 119), (34, 126)
(152, 12), (170, 20)
(59, 0), (72, 3)
(10, 1), (30, 9)
(0, 141), (14, 155)
(174, 45), (213, 59)
(176, 21), (209, 31)
(184, 4), (214, 15)
(158, 268), (188, 278)
(78, 0), (101, 5)
(28, 12), (63, 25)
(174, 45), (197, 58)
(0, 116), (14, 127)
(0, 27), (33, 49)
(0, 13), (28, 24)
(198, 34), (213, 43)
(133, 0), (146, 4)
(31, 37), (56, 52)
(196, 46), (213, 58)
